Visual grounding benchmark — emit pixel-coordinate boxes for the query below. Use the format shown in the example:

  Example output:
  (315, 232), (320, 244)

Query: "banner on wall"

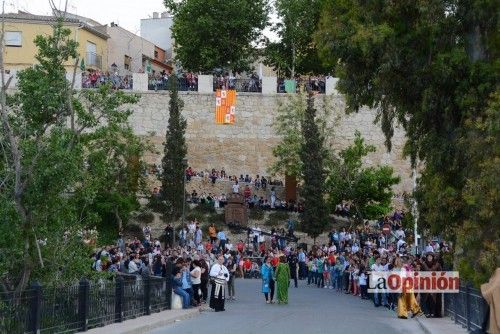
(215, 89), (236, 124)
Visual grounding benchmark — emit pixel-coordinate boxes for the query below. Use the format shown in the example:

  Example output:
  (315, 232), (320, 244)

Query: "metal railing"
(86, 52), (102, 69)
(443, 282), (489, 332)
(148, 76), (198, 91)
(213, 77), (262, 93)
(0, 273), (172, 334)
(82, 74), (133, 90)
(277, 78), (326, 94)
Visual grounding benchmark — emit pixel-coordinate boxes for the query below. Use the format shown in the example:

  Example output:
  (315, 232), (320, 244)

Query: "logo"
(367, 271), (459, 293)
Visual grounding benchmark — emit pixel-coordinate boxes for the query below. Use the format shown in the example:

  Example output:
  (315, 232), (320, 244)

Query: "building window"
(154, 50), (159, 59)
(124, 55), (132, 71)
(5, 31), (22, 47)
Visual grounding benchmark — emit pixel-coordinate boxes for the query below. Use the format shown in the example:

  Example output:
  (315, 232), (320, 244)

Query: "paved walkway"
(86, 308), (200, 334)
(149, 279), (463, 334)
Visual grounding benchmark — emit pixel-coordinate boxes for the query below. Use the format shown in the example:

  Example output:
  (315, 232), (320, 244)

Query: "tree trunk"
(115, 207), (123, 232)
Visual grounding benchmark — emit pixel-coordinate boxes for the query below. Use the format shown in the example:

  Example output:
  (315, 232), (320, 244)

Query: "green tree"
(269, 92), (334, 179)
(73, 86), (147, 242)
(165, 0), (270, 73)
(314, 0), (498, 284)
(160, 74), (187, 222)
(299, 94), (329, 241)
(326, 131), (400, 222)
(264, 0), (328, 77)
(0, 20), (145, 291)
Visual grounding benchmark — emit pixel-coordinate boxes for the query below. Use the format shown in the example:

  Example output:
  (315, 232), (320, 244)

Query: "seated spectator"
(254, 175), (261, 189)
(191, 190), (199, 203)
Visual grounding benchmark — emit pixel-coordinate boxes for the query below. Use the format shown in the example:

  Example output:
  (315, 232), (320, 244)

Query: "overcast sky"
(8, 0), (277, 39)
(8, 0), (170, 35)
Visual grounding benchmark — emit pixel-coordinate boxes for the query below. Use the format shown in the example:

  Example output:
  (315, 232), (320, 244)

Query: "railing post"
(143, 272), (151, 316)
(29, 281), (42, 334)
(454, 291), (458, 324)
(165, 276), (172, 310)
(78, 278), (89, 332)
(465, 283), (471, 331)
(115, 276), (124, 323)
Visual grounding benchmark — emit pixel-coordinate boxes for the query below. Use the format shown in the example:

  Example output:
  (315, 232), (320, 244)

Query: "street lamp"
(181, 158), (188, 236)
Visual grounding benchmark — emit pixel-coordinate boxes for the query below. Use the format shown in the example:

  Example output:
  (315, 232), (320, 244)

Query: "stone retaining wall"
(128, 91), (412, 194)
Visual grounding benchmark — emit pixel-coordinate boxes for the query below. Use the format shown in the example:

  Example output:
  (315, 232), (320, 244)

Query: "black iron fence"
(82, 74), (133, 90)
(277, 78), (326, 94)
(444, 282), (489, 332)
(148, 76), (198, 91)
(0, 273), (172, 334)
(213, 77), (262, 93)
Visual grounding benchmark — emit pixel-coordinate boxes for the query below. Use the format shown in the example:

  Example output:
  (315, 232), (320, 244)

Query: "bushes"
(265, 211), (290, 227)
(192, 202), (216, 215)
(249, 208), (265, 220)
(123, 223), (145, 240)
(136, 210), (155, 225)
(207, 212), (225, 225)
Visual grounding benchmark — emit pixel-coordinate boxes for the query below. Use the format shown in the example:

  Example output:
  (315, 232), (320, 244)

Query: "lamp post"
(181, 158), (188, 240)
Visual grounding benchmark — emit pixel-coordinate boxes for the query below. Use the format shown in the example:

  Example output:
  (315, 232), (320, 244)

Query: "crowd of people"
(82, 71), (133, 89)
(91, 197), (447, 318)
(277, 76), (327, 94)
(148, 71), (198, 91)
(213, 73), (261, 92)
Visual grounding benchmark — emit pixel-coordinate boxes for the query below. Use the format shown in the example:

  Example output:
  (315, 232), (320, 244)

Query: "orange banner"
(215, 89), (236, 124)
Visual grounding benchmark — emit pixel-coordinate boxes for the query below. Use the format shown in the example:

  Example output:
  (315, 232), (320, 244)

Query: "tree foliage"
(299, 94), (329, 240)
(264, 0), (329, 77)
(160, 75), (187, 222)
(0, 20), (145, 291)
(314, 0), (499, 284)
(269, 93), (333, 178)
(326, 131), (400, 222)
(165, 0), (270, 73)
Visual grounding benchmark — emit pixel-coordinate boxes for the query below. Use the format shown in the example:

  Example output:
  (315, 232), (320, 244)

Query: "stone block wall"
(128, 91), (412, 194)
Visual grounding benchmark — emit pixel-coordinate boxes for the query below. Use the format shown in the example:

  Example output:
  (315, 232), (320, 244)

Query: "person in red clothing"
(243, 258), (252, 277)
(243, 185), (251, 199)
(236, 240), (245, 253)
(259, 242), (266, 255)
(205, 240), (212, 253)
(271, 255), (279, 268)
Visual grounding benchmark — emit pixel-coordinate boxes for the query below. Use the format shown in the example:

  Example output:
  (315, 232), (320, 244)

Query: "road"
(150, 279), (426, 334)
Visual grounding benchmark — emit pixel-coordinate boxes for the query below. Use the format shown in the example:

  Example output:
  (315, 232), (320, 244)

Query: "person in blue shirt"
(261, 256), (275, 303)
(172, 267), (191, 309)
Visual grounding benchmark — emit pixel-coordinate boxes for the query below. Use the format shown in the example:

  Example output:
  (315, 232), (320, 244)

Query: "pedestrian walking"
(276, 256), (291, 304)
(261, 256), (275, 304)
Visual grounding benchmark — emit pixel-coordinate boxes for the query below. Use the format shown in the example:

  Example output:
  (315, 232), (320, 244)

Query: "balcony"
(85, 52), (102, 69)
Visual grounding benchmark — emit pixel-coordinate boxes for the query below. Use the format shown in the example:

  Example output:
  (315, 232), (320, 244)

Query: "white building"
(140, 12), (174, 61)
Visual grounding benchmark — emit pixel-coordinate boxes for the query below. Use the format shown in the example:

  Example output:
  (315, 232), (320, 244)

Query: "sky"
(7, 0), (169, 35)
(7, 0), (278, 40)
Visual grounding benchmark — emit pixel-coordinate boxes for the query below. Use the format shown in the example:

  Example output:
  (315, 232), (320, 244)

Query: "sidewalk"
(86, 308), (200, 334)
(416, 316), (468, 334)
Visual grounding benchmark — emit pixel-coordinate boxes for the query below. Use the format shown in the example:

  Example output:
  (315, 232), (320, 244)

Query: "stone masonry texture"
(127, 91), (412, 194)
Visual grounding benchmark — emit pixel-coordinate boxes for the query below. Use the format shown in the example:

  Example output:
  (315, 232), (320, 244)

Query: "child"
(359, 267), (368, 299)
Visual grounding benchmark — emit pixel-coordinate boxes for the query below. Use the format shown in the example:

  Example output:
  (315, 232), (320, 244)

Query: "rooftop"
(2, 11), (109, 40)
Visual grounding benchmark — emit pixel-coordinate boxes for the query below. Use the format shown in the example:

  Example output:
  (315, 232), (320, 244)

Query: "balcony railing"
(213, 77), (262, 93)
(148, 76), (198, 91)
(277, 78), (326, 94)
(86, 52), (102, 69)
(82, 73), (133, 90)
